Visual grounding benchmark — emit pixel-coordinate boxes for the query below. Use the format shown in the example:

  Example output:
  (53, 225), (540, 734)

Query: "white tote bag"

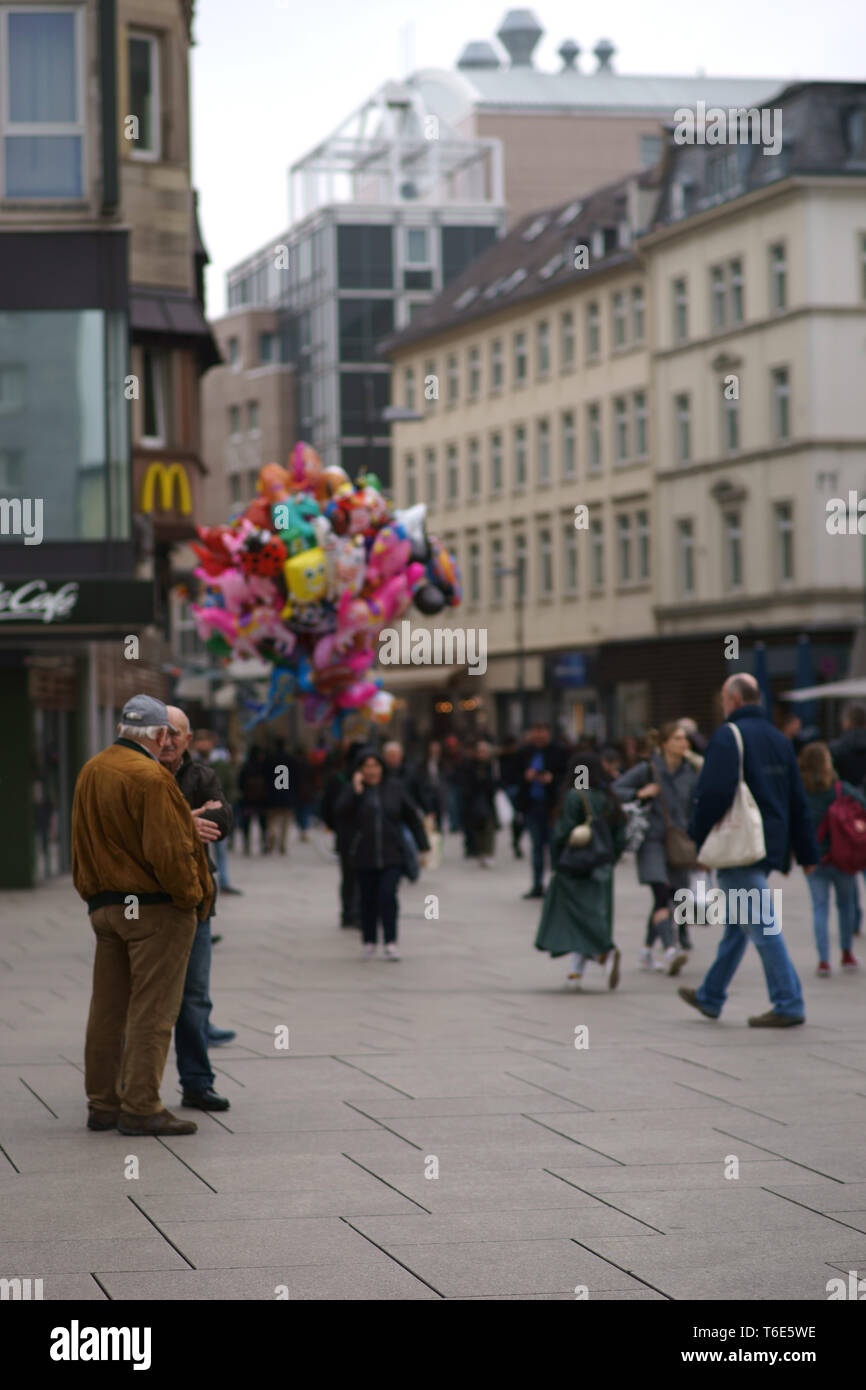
(697, 722), (766, 869)
(494, 788), (514, 827)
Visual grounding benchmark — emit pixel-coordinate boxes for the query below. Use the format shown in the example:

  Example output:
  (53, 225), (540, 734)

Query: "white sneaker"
(566, 972), (582, 991)
(639, 948), (664, 972)
(361, 943), (376, 960)
(384, 943), (401, 960)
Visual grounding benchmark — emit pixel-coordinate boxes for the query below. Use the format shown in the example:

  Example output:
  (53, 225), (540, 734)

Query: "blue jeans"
(695, 867), (805, 1020)
(808, 864), (857, 961)
(213, 838), (233, 890)
(526, 802), (551, 891)
(175, 918), (215, 1092)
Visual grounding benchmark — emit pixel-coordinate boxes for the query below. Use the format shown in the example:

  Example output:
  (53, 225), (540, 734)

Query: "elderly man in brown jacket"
(71, 694), (213, 1136)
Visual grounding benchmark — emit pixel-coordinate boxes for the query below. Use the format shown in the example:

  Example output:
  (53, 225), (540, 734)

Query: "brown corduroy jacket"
(71, 739), (213, 920)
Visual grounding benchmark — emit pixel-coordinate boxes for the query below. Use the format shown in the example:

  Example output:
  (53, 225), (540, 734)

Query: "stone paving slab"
(2, 839), (866, 1299)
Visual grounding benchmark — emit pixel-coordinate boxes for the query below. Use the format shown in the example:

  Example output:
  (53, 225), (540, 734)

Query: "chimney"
(496, 9), (543, 68)
(558, 39), (580, 71)
(457, 41), (501, 70)
(593, 38), (615, 72)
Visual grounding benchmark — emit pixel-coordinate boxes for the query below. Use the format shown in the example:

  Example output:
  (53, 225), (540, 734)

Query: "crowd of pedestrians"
(67, 677), (866, 1131)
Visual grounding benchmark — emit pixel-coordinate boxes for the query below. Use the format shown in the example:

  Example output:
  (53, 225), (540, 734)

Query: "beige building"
(384, 79), (866, 743)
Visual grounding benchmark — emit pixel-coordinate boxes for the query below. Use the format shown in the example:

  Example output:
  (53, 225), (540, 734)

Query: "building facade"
(0, 0), (217, 887)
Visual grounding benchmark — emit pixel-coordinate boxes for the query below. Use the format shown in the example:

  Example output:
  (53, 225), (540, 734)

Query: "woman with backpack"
(534, 754), (626, 990)
(612, 722), (699, 975)
(798, 741), (865, 976)
(334, 747), (429, 960)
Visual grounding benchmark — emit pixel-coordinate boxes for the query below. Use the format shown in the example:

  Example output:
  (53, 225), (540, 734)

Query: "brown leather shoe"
(747, 1010), (805, 1028)
(117, 1109), (198, 1136)
(87, 1110), (119, 1131)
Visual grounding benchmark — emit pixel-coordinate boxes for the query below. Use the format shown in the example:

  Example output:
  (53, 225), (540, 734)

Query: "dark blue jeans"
(175, 918), (215, 1093)
(357, 865), (402, 944)
(526, 802), (551, 891)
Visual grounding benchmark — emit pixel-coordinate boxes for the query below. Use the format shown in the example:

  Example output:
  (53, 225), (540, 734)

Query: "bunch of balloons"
(192, 442), (462, 728)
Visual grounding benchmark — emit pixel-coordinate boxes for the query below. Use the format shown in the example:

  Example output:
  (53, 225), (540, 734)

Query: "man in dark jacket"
(334, 747), (429, 959)
(829, 703), (866, 788)
(516, 723), (569, 899)
(679, 674), (818, 1028)
(321, 739), (364, 927)
(160, 706), (235, 1110)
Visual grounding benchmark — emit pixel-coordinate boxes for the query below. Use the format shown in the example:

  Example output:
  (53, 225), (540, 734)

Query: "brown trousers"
(85, 902), (196, 1117)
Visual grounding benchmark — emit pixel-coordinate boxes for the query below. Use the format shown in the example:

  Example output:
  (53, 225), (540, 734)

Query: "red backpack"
(817, 782), (866, 874)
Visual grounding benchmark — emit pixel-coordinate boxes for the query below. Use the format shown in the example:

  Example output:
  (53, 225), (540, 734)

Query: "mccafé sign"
(139, 462), (192, 515)
(0, 579), (78, 623)
(0, 578), (153, 627)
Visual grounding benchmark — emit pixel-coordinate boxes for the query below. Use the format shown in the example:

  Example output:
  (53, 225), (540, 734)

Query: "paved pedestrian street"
(2, 837), (866, 1302)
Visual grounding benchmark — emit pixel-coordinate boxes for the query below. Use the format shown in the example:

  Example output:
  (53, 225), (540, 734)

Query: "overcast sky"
(191, 0), (866, 317)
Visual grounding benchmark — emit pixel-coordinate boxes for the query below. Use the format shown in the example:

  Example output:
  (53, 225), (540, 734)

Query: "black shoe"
(678, 986), (719, 1020)
(87, 1109), (118, 1131)
(220, 886), (243, 895)
(210, 934), (223, 945)
(207, 1027), (236, 1045)
(181, 1087), (230, 1111)
(523, 887), (544, 900)
(514, 847), (524, 859)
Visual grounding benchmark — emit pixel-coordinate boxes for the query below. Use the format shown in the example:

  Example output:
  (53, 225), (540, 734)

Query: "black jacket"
(334, 776), (429, 871)
(175, 752), (233, 914)
(515, 743), (569, 815)
(829, 728), (866, 789)
(461, 761), (499, 828)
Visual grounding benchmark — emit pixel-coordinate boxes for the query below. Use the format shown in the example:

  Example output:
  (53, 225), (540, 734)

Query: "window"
(142, 348), (168, 446)
(406, 455), (417, 507)
(590, 518), (604, 590)
(446, 353), (459, 406)
(636, 509), (650, 580)
(338, 299), (395, 362)
(228, 336), (239, 368)
(404, 366), (415, 411)
(677, 519), (695, 595)
(514, 331), (527, 385)
(561, 411), (576, 479)
(229, 472), (242, 504)
(514, 534), (528, 601)
(772, 366), (790, 440)
(617, 513), (633, 583)
(536, 418), (551, 486)
(631, 285), (645, 342)
(613, 397), (629, 464)
(675, 393), (691, 464)
(468, 438), (481, 498)
(586, 302), (600, 360)
(561, 310), (575, 369)
(406, 227), (429, 264)
(425, 448), (437, 505)
(441, 225), (497, 285)
(633, 392), (648, 459)
(729, 258), (743, 324)
(245, 468), (258, 498)
(640, 134), (663, 167)
(3, 8), (84, 197)
(723, 509), (743, 589)
(563, 521), (578, 594)
(337, 225), (393, 289)
(247, 400), (260, 433)
(513, 424), (527, 490)
(468, 346), (481, 399)
(491, 535), (504, 602)
(774, 500), (795, 582)
(769, 243), (787, 312)
(536, 321), (550, 377)
(128, 30), (160, 159)
(490, 432), (503, 495)
(468, 539), (481, 604)
(672, 278), (689, 342)
(338, 370), (389, 436)
(490, 338), (503, 391)
(538, 527), (553, 597)
(446, 445), (459, 502)
(710, 265), (726, 331)
(228, 404), (240, 438)
(722, 393), (740, 454)
(259, 331), (276, 364)
(612, 292), (627, 348)
(587, 402), (602, 474)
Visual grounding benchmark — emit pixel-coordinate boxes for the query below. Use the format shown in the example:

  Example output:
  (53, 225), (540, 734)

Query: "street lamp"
(494, 559), (526, 731)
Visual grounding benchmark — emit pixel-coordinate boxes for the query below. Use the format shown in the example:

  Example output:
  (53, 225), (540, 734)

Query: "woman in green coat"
(534, 753), (626, 989)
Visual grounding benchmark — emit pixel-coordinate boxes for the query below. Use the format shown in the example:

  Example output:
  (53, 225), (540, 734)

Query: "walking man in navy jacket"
(679, 674), (819, 1027)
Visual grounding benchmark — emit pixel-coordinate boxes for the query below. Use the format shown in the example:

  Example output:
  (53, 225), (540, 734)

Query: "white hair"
(117, 724), (165, 743)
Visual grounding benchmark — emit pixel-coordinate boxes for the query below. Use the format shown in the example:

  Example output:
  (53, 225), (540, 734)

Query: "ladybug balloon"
(239, 529), (287, 579)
